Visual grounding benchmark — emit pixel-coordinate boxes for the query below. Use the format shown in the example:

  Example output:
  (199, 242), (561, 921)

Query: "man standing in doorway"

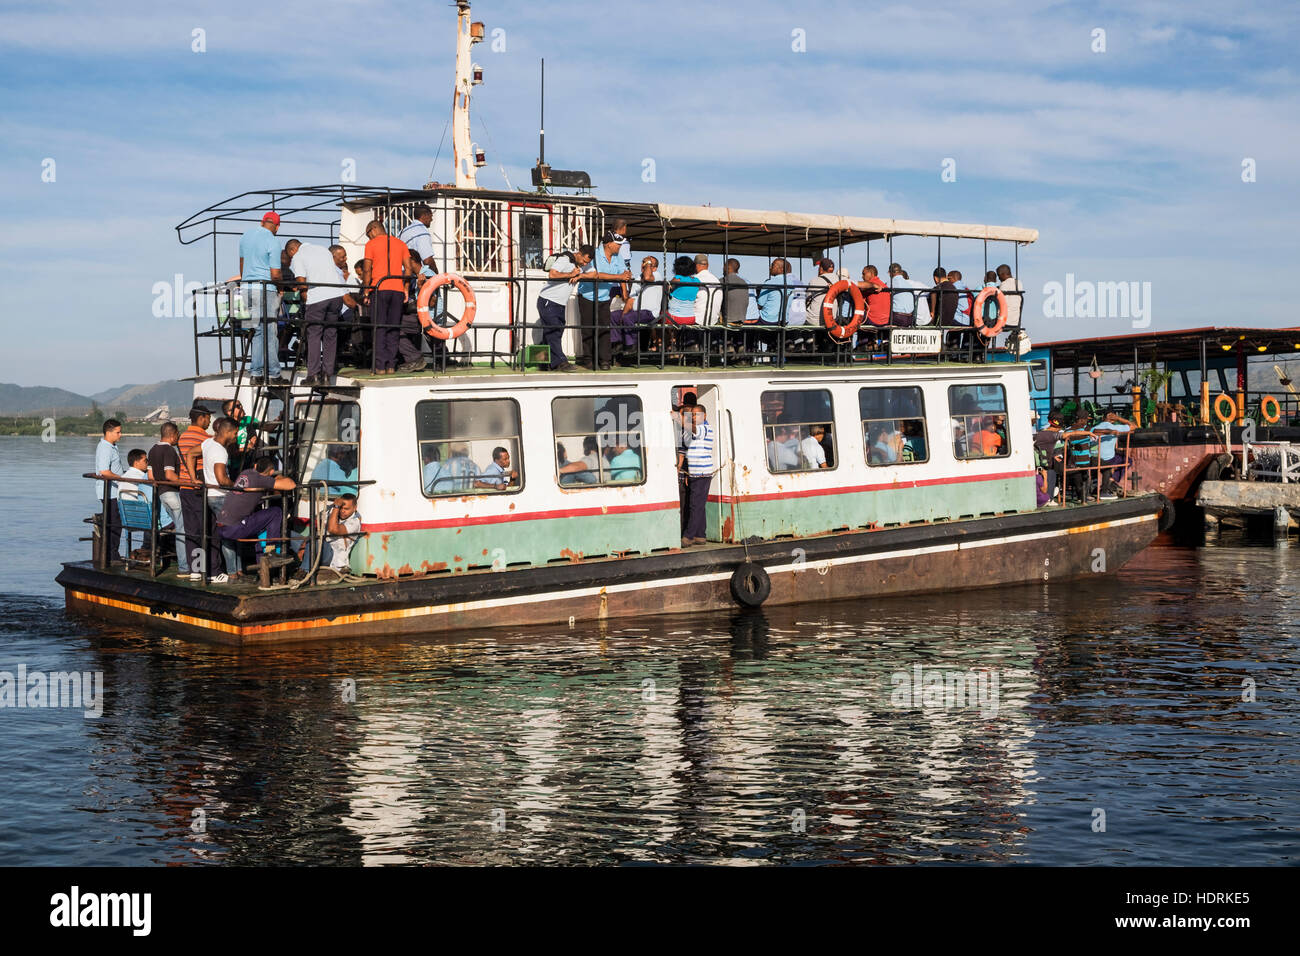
(682, 404), (714, 547)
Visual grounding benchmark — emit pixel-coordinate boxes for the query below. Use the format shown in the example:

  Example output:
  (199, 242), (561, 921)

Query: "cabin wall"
(348, 367), (1037, 578)
(351, 381), (682, 577)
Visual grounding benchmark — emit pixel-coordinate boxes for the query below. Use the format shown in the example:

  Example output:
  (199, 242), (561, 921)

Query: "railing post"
(97, 480), (111, 569)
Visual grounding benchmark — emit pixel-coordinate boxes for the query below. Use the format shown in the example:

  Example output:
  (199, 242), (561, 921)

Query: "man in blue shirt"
(421, 445), (445, 495)
(93, 418), (126, 563)
(238, 211), (286, 382)
(475, 447), (518, 490)
(682, 404), (714, 546)
(607, 441), (643, 482)
(755, 258), (790, 325)
(574, 233), (630, 370)
(310, 444), (352, 497)
(1093, 412), (1133, 497)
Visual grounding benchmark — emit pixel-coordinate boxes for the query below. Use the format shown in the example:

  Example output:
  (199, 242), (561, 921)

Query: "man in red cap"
(238, 211), (287, 382)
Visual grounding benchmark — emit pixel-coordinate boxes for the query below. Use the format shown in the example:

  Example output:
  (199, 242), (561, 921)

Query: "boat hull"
(58, 497), (1162, 645)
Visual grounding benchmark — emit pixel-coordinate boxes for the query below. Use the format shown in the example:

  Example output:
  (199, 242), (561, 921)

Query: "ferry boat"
(1023, 326), (1300, 506)
(56, 1), (1168, 644)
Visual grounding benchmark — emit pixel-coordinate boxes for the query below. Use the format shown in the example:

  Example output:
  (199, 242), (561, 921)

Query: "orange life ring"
(1260, 395), (1281, 424)
(821, 279), (865, 341)
(416, 272), (477, 340)
(1213, 393), (1236, 423)
(971, 286), (1008, 337)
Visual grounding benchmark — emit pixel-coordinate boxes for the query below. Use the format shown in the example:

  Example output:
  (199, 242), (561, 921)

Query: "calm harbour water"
(1, 435), (1297, 865)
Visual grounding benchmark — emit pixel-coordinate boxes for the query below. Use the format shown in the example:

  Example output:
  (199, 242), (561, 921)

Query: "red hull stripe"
(707, 469), (1035, 503)
(364, 499), (679, 532)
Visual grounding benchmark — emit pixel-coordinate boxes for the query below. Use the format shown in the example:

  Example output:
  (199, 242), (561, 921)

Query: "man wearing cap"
(239, 212), (286, 383)
(573, 232), (630, 370)
(694, 254), (720, 325)
(361, 221), (412, 375)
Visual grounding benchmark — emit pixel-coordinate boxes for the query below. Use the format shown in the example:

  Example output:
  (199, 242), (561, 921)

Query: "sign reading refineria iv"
(890, 328), (942, 355)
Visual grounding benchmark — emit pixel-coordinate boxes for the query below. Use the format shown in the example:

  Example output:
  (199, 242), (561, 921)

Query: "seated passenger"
(666, 255), (701, 326)
(422, 444), (444, 494)
(901, 420), (927, 462)
(606, 440), (643, 482)
(766, 425), (801, 471)
(311, 444), (352, 497)
(475, 446), (518, 490)
(800, 425), (829, 469)
(558, 436), (600, 485)
(119, 449), (153, 506)
(442, 443), (480, 492)
(869, 423), (902, 464)
(971, 416), (1004, 457)
(1092, 412), (1133, 497)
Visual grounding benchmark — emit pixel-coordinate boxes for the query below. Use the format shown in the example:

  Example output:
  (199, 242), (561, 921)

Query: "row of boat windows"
(412, 385), (1010, 497)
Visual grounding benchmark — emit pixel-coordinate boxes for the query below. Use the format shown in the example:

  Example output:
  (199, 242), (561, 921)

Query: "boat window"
(552, 394), (645, 487)
(415, 398), (522, 496)
(760, 389), (837, 473)
(299, 401), (361, 496)
(859, 387), (928, 465)
(519, 212), (545, 271)
(1028, 360), (1049, 393)
(948, 384), (1010, 460)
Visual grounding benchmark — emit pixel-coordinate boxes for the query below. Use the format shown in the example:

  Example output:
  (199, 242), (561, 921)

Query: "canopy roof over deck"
(599, 201), (1039, 258)
(1040, 327), (1300, 367)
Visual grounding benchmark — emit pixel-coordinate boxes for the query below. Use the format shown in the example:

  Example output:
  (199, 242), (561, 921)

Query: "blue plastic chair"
(117, 490), (156, 569)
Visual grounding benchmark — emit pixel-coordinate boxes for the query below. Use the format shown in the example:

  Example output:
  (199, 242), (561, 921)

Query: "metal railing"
(85, 472), (369, 588)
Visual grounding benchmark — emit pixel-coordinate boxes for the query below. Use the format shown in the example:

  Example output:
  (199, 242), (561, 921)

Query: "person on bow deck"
(681, 404), (714, 547)
(148, 421), (189, 575)
(215, 455), (297, 579)
(573, 233), (630, 370)
(220, 398), (260, 474)
(93, 418), (127, 563)
(201, 417), (240, 578)
(361, 220), (412, 375)
(238, 211), (286, 384)
(178, 405), (212, 581)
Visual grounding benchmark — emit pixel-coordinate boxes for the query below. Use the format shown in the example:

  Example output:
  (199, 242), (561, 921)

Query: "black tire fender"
(1156, 494), (1177, 532)
(730, 562), (771, 608)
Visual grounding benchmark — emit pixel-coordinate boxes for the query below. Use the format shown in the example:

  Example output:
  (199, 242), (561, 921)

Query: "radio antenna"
(539, 58), (545, 167)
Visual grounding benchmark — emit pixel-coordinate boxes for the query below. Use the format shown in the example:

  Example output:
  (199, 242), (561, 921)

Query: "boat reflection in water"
(46, 536), (1300, 865)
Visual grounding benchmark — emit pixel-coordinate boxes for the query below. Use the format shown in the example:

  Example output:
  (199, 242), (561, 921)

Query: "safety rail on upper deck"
(187, 272), (1028, 385)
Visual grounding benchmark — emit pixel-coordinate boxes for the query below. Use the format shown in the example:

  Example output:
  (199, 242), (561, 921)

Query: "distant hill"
(0, 383), (97, 416)
(89, 380), (196, 414)
(0, 380), (193, 417)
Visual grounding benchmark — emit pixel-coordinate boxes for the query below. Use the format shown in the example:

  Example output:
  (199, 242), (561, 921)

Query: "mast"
(452, 1), (485, 189)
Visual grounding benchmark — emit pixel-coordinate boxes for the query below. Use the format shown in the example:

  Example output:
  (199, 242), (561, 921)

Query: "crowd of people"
(1034, 409), (1133, 504)
(229, 207), (1026, 379)
(92, 405), (362, 585)
(533, 227), (1027, 369)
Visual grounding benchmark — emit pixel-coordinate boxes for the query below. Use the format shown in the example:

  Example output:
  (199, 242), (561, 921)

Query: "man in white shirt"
(996, 264), (1024, 329)
(802, 257), (836, 352)
(694, 254), (720, 324)
(537, 249), (580, 371)
(201, 417), (239, 577)
(887, 263), (926, 328)
(289, 240), (354, 385)
(800, 425), (829, 469)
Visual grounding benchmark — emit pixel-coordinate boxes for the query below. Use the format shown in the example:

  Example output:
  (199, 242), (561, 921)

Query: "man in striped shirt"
(682, 404), (714, 547)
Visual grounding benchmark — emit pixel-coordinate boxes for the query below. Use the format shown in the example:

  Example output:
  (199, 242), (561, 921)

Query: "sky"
(2, 0), (1298, 393)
